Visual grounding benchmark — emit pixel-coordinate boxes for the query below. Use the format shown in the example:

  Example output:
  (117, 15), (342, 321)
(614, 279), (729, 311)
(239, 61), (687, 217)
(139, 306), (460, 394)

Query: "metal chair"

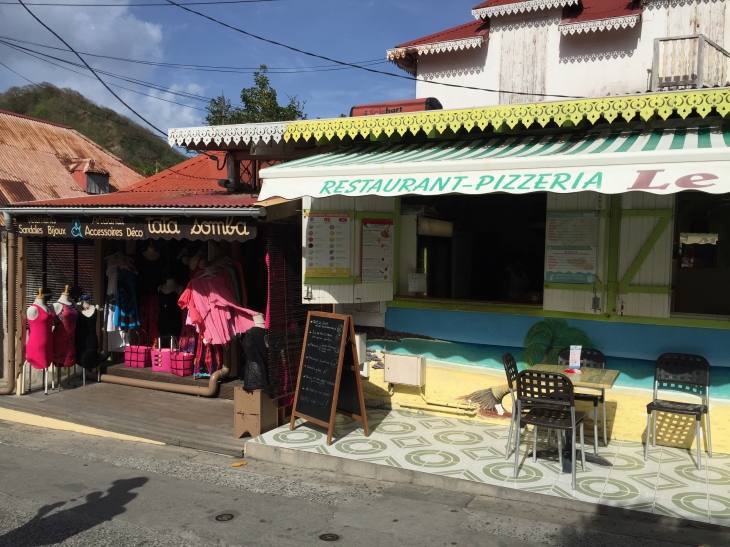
(644, 353), (712, 470)
(502, 353), (521, 460)
(558, 347), (607, 453)
(514, 369), (585, 490)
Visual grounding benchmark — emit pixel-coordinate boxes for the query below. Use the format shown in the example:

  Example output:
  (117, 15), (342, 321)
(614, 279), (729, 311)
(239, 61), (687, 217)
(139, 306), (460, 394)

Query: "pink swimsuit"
(26, 304), (54, 370)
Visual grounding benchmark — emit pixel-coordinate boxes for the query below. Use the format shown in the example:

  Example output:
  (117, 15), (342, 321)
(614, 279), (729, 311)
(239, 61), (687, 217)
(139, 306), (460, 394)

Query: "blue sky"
(0, 0), (478, 133)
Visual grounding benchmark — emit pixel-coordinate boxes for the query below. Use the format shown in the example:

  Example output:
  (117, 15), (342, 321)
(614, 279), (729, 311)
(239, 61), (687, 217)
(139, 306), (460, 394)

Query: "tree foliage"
(205, 65), (305, 125)
(521, 318), (595, 366)
(0, 83), (186, 176)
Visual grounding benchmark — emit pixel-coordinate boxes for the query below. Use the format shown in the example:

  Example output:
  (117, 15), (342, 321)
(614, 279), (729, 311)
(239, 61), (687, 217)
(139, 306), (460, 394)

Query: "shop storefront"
(168, 87), (730, 453)
(0, 153), (322, 425)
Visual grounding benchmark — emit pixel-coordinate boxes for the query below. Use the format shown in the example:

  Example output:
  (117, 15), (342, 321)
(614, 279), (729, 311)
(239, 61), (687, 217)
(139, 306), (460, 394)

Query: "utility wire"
(17, 0), (168, 136)
(1, 0), (281, 5)
(0, 35), (388, 73)
(0, 40), (209, 111)
(164, 0), (584, 100)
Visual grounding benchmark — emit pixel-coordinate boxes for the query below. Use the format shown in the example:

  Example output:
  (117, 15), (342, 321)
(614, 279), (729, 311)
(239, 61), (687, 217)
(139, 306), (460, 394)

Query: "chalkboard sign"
(290, 312), (369, 445)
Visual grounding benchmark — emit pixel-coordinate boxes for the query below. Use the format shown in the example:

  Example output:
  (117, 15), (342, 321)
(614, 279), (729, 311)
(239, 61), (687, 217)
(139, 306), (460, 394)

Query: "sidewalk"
(247, 409), (730, 526)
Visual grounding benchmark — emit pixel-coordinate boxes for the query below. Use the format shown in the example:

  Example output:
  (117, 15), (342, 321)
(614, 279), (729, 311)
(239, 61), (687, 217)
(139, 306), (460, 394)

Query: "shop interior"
(22, 230), (271, 393)
(403, 193), (547, 304)
(673, 192), (730, 316)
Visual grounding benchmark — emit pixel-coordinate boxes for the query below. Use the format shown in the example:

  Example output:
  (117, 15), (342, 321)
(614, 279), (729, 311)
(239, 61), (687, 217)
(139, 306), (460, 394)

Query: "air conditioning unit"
(383, 352), (425, 387)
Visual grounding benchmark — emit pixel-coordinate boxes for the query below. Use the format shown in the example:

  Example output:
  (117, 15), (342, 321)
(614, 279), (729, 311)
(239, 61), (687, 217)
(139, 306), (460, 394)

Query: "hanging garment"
(240, 327), (268, 391)
(138, 295), (160, 342)
(26, 304), (55, 370)
(106, 264), (118, 333)
(52, 303), (78, 368)
(178, 324), (198, 355)
(178, 274), (258, 346)
(232, 260), (248, 309)
(74, 309), (100, 371)
(137, 255), (165, 296)
(115, 267), (140, 330)
(195, 342), (222, 378)
(158, 290), (183, 339)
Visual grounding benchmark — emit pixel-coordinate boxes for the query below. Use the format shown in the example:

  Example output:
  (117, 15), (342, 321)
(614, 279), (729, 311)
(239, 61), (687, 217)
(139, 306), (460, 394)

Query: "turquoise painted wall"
(385, 307), (730, 368)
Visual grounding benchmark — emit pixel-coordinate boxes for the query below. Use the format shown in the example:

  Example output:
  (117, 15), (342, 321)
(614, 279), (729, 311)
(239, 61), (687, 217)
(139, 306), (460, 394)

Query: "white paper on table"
(569, 345), (582, 368)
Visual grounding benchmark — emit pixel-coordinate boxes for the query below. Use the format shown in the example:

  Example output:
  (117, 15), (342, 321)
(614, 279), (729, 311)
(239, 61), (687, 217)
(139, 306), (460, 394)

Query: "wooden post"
(15, 235), (26, 395)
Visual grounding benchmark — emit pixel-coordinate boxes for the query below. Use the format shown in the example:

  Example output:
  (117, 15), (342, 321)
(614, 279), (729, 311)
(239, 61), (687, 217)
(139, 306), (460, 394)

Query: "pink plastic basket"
(124, 330), (151, 368)
(170, 350), (194, 377)
(151, 337), (176, 374)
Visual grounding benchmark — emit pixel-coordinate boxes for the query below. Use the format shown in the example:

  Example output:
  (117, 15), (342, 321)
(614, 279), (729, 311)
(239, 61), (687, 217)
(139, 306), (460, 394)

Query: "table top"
(531, 364), (620, 390)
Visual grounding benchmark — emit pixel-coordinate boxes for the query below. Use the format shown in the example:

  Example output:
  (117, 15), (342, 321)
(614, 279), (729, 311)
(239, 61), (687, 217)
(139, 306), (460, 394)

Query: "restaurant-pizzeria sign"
(16, 215), (257, 242)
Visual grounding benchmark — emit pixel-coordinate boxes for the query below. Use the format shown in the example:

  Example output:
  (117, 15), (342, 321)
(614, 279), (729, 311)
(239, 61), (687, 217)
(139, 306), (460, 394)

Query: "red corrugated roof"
(13, 152), (260, 209)
(0, 110), (143, 205)
(395, 20), (489, 49)
(562, 0), (643, 24)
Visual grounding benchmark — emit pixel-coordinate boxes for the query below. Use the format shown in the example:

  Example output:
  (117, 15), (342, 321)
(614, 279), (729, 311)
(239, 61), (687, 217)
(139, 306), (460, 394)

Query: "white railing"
(651, 34), (730, 91)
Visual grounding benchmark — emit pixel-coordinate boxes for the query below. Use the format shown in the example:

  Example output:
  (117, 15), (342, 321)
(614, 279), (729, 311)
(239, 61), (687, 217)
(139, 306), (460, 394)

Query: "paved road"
(0, 420), (725, 547)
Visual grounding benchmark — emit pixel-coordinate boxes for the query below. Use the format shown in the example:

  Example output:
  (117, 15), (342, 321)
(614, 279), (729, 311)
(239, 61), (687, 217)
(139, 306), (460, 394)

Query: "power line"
(17, 0), (168, 136)
(0, 35), (388, 73)
(0, 60), (173, 142)
(0, 40), (209, 111)
(164, 0), (584, 100)
(1, 0), (280, 5)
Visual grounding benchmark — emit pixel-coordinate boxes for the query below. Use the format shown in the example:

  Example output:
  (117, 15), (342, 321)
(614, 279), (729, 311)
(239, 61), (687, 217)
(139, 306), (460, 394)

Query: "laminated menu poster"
(305, 212), (351, 278)
(545, 212), (598, 284)
(361, 219), (394, 283)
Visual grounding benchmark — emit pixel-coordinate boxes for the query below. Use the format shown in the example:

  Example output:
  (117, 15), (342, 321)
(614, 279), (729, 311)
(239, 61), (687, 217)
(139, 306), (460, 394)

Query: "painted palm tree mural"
(463, 319), (595, 418)
(522, 318), (595, 366)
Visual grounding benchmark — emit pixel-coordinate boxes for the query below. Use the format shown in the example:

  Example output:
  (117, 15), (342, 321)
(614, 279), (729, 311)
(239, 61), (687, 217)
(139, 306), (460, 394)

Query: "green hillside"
(0, 83), (187, 176)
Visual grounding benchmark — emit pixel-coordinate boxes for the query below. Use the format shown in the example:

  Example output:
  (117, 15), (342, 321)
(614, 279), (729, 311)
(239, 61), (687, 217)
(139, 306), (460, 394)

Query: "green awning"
(259, 121), (730, 200)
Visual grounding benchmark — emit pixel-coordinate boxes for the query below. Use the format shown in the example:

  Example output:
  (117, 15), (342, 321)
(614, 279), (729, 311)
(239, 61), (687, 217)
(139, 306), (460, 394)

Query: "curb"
(245, 441), (725, 531)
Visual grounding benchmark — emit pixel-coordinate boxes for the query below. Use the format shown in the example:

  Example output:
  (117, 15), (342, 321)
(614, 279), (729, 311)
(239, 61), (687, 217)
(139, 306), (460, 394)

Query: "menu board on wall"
(545, 212), (598, 284)
(305, 212), (351, 278)
(361, 218), (394, 283)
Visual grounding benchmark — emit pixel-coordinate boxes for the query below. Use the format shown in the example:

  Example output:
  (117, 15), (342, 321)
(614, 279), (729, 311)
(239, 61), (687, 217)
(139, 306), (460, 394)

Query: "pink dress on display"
(26, 304), (54, 370)
(52, 303), (78, 368)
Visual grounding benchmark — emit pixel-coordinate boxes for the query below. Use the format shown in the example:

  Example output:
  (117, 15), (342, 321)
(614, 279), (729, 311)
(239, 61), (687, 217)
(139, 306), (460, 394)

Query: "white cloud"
(0, 1), (204, 132)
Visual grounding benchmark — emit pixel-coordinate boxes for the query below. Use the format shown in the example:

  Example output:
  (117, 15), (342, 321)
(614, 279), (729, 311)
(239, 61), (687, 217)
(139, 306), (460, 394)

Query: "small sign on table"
(569, 345), (582, 369)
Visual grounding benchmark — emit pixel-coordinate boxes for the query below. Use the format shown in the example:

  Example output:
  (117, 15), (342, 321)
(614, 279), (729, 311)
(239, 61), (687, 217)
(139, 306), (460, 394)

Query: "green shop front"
(170, 88), (730, 453)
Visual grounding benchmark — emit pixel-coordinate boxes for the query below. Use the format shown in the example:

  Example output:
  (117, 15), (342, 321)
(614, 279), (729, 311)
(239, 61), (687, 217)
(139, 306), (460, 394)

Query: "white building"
(387, 0), (730, 108)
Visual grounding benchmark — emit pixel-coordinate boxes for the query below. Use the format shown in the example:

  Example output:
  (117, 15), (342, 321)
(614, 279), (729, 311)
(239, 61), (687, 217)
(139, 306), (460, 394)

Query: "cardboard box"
(234, 387), (279, 438)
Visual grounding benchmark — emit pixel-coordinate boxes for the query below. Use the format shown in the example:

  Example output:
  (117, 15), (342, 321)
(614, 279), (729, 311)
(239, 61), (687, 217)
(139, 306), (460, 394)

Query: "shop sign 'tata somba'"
(16, 215), (257, 242)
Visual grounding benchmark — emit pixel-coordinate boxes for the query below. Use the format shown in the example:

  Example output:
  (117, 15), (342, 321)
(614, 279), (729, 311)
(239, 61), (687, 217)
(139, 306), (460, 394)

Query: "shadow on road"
(0, 477), (148, 545)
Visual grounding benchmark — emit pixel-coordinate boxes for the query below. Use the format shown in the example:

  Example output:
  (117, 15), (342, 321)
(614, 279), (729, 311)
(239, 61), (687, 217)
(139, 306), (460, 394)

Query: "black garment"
(240, 327), (268, 392)
(157, 290), (183, 339)
(136, 255), (165, 296)
(74, 308), (99, 370)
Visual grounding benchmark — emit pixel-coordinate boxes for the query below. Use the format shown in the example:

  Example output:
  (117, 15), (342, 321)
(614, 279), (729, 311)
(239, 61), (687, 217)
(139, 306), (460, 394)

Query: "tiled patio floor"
(252, 409), (730, 526)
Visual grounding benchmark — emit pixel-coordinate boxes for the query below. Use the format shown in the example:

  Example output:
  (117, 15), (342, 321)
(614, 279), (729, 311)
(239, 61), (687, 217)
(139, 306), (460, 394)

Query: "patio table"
(529, 364), (620, 471)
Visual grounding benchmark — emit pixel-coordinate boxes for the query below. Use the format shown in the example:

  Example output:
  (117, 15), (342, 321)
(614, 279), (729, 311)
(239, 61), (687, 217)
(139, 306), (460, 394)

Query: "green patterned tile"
(706, 465), (730, 488)
(550, 482), (604, 503)
(460, 446), (505, 462)
(359, 455), (403, 468)
(419, 418), (458, 430)
(599, 496), (655, 514)
(707, 494), (730, 521)
(612, 452), (659, 472)
(372, 421), (418, 436)
(654, 492), (711, 522)
(402, 449), (464, 469)
(432, 430), (486, 446)
(391, 435), (432, 449)
(334, 438), (390, 456)
(672, 463), (708, 487)
(661, 447), (696, 464)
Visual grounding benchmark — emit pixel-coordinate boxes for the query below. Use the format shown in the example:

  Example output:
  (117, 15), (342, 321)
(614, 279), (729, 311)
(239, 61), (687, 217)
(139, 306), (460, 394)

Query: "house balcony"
(651, 34), (730, 92)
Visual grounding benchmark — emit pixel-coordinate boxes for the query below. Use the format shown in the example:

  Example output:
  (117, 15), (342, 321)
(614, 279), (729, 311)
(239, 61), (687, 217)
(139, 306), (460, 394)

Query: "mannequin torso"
(53, 293), (73, 315)
(158, 278), (183, 296)
(26, 297), (49, 321)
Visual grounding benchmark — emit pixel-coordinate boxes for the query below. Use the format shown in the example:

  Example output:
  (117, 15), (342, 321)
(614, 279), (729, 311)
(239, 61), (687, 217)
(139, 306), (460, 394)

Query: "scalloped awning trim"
(473, 0), (577, 19)
(168, 122), (287, 147)
(168, 89), (730, 148)
(560, 14), (641, 35)
(387, 35), (485, 61)
(281, 89), (730, 143)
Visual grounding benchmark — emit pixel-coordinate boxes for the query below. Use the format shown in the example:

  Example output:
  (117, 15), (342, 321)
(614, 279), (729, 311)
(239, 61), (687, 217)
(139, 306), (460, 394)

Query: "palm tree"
(521, 318), (594, 366)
